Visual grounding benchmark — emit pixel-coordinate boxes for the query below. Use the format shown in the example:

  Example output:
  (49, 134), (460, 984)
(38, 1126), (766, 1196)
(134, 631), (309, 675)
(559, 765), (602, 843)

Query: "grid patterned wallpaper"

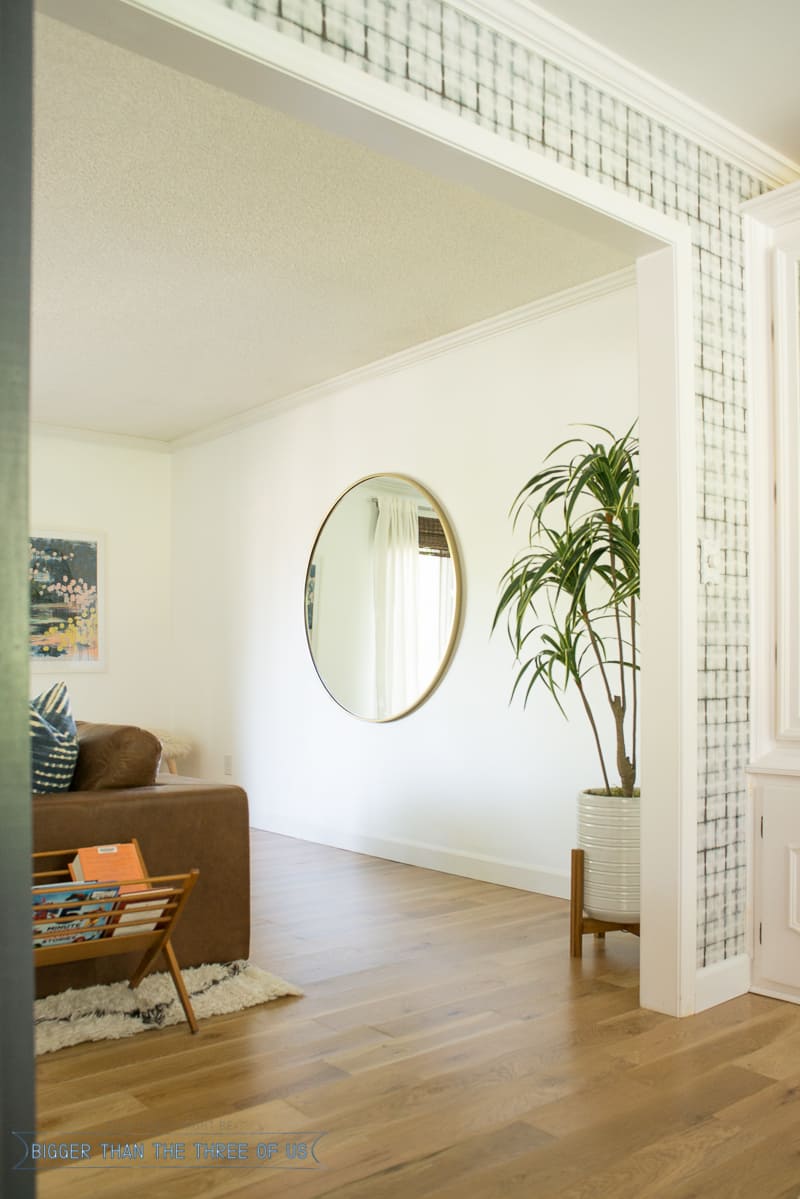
(222, 0), (768, 966)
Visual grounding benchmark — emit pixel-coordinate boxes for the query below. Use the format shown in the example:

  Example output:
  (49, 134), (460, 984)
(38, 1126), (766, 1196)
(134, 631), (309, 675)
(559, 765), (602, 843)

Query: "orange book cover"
(69, 842), (148, 894)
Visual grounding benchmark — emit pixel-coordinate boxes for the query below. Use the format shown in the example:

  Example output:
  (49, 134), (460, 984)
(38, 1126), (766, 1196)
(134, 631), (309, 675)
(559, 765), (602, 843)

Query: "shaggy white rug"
(34, 960), (302, 1055)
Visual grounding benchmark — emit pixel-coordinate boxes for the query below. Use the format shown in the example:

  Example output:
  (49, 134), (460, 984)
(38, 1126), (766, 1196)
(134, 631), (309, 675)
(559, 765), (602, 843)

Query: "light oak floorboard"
(35, 831), (800, 1198)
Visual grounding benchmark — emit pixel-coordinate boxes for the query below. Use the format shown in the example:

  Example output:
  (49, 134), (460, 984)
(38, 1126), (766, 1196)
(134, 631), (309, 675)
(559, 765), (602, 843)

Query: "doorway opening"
(31, 0), (697, 1017)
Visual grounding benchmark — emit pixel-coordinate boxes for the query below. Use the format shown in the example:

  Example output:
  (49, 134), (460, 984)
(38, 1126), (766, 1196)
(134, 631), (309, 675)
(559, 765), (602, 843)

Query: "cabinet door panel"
(754, 780), (800, 1001)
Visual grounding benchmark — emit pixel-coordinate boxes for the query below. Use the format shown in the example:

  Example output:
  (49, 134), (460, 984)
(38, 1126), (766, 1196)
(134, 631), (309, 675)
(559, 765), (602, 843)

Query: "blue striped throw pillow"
(30, 681), (79, 794)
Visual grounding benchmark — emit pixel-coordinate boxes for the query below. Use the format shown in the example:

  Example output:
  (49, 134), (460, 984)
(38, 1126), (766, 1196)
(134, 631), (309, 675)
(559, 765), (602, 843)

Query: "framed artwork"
(29, 532), (105, 670)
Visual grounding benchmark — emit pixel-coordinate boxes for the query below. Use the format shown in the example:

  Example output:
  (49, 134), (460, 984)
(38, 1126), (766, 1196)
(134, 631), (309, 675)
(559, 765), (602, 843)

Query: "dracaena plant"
(493, 423), (639, 797)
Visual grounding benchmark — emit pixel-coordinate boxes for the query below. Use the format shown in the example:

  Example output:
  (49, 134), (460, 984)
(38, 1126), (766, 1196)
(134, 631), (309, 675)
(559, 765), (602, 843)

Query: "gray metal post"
(0, 0), (35, 1195)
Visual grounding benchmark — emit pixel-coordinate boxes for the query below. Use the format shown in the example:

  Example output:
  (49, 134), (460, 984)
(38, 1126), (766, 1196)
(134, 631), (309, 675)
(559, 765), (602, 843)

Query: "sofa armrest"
(73, 721), (162, 790)
(32, 782), (250, 984)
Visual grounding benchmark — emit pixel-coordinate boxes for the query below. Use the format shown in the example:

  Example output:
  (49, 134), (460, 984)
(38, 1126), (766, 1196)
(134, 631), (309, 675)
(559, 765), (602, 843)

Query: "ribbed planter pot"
(577, 790), (640, 922)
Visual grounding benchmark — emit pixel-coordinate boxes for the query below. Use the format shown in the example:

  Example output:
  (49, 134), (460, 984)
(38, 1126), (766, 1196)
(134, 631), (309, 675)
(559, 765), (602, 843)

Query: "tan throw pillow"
(71, 722), (162, 791)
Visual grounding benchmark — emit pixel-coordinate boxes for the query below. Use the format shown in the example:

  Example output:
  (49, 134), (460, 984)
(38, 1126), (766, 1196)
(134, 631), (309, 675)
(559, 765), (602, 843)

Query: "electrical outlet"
(699, 538), (722, 586)
(223, 754), (233, 777)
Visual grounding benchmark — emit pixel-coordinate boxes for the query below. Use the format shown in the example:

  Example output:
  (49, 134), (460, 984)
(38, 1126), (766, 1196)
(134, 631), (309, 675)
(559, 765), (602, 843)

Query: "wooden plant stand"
(569, 848), (640, 958)
(33, 845), (200, 1033)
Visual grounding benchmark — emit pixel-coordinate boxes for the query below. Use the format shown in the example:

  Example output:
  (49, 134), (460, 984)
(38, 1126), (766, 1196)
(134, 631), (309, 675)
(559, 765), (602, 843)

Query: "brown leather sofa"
(32, 721), (250, 997)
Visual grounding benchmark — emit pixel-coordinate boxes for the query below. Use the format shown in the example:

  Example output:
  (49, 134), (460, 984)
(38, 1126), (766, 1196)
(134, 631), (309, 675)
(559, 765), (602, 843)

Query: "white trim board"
(172, 265), (636, 449)
(31, 423), (172, 453)
(751, 983), (800, 1006)
(250, 816), (571, 899)
(635, 243), (698, 1017)
(694, 954), (751, 1014)
(742, 177), (800, 224)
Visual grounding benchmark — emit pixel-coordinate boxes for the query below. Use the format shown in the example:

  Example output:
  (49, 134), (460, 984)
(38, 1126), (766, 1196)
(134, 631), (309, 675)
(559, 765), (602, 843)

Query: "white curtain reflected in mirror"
(305, 475), (462, 721)
(374, 493), (420, 719)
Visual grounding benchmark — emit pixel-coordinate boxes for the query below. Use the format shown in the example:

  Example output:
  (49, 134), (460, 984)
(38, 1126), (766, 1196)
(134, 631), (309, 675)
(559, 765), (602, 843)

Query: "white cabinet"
(751, 776), (800, 1002)
(744, 183), (800, 755)
(745, 180), (800, 1005)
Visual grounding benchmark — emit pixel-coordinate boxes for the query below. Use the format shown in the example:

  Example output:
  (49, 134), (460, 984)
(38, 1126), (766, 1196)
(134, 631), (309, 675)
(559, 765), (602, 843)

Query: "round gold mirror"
(304, 474), (463, 721)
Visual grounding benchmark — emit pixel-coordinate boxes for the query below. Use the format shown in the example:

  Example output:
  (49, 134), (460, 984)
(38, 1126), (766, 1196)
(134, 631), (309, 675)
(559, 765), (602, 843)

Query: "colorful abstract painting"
(29, 534), (104, 668)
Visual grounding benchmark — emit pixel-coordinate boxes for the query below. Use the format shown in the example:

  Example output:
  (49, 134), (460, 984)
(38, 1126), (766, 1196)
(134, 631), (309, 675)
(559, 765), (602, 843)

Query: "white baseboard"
(750, 982), (800, 1006)
(253, 815), (570, 899)
(694, 953), (751, 1013)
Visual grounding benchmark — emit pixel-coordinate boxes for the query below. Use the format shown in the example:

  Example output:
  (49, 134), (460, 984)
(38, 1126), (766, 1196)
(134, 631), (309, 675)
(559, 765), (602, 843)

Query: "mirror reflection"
(305, 475), (462, 721)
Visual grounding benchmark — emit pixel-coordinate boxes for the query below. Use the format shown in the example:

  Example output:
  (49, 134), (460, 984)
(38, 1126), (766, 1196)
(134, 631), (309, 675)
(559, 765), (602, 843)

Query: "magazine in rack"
(32, 883), (119, 947)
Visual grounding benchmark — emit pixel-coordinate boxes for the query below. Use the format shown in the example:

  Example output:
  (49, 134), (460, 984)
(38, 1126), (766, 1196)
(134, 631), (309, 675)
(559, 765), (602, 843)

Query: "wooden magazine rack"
(33, 841), (200, 1033)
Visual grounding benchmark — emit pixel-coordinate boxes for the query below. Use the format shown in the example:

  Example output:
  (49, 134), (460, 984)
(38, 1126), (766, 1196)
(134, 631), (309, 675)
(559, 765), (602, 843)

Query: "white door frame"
(41, 0), (699, 1015)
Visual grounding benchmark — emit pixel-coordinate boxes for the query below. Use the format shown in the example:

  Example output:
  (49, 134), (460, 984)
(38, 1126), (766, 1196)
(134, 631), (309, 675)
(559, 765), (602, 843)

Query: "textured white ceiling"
(537, 0), (800, 163)
(31, 14), (632, 442)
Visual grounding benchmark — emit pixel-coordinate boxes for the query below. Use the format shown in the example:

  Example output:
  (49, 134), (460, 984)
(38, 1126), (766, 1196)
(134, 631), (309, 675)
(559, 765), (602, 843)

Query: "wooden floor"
(35, 831), (800, 1198)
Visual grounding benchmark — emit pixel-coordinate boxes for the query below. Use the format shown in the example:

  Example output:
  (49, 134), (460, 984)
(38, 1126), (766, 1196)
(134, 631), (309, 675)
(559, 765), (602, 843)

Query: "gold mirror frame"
(304, 473), (464, 722)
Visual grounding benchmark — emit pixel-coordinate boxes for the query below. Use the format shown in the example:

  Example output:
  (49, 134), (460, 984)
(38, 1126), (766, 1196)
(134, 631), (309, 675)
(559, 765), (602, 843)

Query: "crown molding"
(171, 265), (636, 451)
(447, 0), (800, 189)
(31, 268), (635, 452)
(742, 179), (800, 227)
(31, 423), (172, 453)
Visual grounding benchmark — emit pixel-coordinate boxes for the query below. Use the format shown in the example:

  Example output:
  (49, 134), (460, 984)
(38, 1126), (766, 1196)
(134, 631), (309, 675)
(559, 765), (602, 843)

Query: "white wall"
(29, 433), (173, 730)
(171, 286), (638, 895)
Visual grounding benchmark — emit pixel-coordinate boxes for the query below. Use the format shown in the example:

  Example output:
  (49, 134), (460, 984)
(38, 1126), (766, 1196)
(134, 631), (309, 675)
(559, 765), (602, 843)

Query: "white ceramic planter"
(577, 789), (640, 922)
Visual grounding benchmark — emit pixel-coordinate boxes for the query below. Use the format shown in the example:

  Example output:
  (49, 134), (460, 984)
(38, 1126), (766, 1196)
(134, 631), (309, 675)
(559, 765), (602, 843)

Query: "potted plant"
(493, 423), (639, 921)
